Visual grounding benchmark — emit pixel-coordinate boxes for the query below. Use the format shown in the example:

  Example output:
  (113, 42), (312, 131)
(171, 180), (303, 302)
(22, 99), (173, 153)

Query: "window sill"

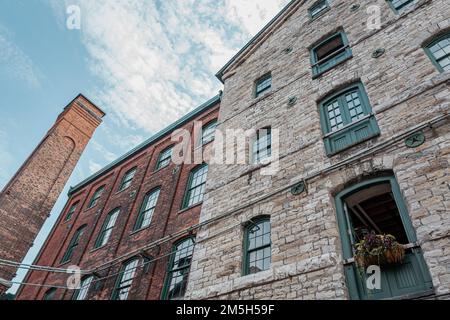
(312, 54), (353, 79)
(90, 244), (108, 253)
(130, 226), (152, 236)
(153, 164), (171, 174)
(178, 202), (203, 214)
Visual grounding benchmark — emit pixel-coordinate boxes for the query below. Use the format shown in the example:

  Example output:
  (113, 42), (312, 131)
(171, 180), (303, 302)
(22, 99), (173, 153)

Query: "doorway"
(334, 175), (434, 300)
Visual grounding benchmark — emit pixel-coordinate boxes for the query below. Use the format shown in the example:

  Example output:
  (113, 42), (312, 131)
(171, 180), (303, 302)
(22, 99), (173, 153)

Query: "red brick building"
(16, 95), (220, 300)
(0, 95), (104, 295)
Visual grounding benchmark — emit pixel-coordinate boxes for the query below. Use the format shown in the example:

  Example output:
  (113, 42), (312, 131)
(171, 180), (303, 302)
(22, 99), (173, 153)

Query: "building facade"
(16, 96), (220, 300)
(14, 0), (450, 300)
(0, 95), (104, 295)
(185, 0), (450, 300)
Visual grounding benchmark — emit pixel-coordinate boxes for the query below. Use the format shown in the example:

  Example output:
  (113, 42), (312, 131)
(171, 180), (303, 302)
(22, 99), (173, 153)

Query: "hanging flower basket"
(354, 233), (405, 269)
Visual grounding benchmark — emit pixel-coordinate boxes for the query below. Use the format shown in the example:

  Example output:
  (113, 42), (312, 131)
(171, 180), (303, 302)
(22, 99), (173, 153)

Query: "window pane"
(390, 0), (415, 10)
(156, 147), (173, 170)
(74, 276), (93, 300)
(166, 238), (195, 300)
(346, 91), (365, 122)
(114, 259), (139, 300)
(429, 35), (450, 72)
(310, 0), (328, 18)
(316, 35), (344, 61)
(202, 120), (218, 145)
(186, 165), (208, 207)
(255, 75), (272, 97)
(254, 129), (272, 164)
(139, 189), (160, 229)
(246, 219), (271, 275)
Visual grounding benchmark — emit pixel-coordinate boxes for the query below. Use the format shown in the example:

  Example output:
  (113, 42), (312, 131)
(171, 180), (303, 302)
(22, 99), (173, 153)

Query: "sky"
(0, 0), (290, 294)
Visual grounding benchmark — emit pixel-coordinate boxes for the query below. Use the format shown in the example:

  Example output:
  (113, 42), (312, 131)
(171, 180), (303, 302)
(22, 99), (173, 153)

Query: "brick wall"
(0, 95), (104, 293)
(16, 99), (220, 300)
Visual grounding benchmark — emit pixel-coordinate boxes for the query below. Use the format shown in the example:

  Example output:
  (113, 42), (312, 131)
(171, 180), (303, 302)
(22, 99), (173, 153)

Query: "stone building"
(185, 0), (450, 300)
(0, 95), (104, 295)
(16, 96), (220, 300)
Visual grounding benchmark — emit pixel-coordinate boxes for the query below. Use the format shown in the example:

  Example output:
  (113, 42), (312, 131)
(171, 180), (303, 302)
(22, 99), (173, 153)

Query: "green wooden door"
(335, 176), (434, 300)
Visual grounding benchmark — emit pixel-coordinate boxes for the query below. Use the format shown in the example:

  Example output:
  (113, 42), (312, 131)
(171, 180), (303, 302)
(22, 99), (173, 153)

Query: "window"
(319, 83), (380, 155)
(111, 259), (139, 300)
(43, 288), (57, 300)
(155, 147), (173, 170)
(134, 188), (160, 231)
(387, 0), (415, 13)
(118, 168), (137, 192)
(201, 120), (218, 146)
(72, 276), (94, 300)
(311, 32), (352, 77)
(65, 202), (78, 221)
(162, 238), (195, 300)
(255, 73), (272, 98)
(244, 217), (271, 275)
(182, 164), (208, 209)
(87, 186), (105, 209)
(252, 128), (272, 164)
(425, 32), (450, 73)
(60, 225), (87, 264)
(94, 208), (120, 248)
(309, 0), (329, 19)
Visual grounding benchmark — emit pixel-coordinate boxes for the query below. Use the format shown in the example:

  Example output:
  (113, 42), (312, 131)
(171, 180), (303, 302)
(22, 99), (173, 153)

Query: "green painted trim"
(87, 185), (105, 209)
(60, 225), (87, 264)
(423, 31), (450, 73)
(254, 72), (272, 98)
(111, 257), (139, 300)
(117, 167), (137, 192)
(386, 0), (415, 14)
(68, 95), (220, 196)
(200, 119), (218, 146)
(94, 208), (120, 249)
(64, 202), (79, 222)
(161, 237), (195, 300)
(308, 0), (330, 20)
(181, 163), (208, 210)
(242, 216), (271, 276)
(318, 82), (380, 156)
(334, 175), (433, 300)
(133, 187), (161, 231)
(311, 31), (353, 77)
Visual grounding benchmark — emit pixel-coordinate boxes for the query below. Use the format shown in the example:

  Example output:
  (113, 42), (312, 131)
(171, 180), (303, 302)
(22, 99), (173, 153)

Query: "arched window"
(43, 287), (57, 300)
(244, 217), (271, 275)
(60, 225), (87, 264)
(424, 32), (450, 73)
(72, 275), (94, 300)
(64, 201), (79, 221)
(118, 167), (137, 192)
(134, 188), (161, 231)
(252, 127), (272, 164)
(318, 82), (380, 156)
(111, 258), (140, 300)
(162, 238), (195, 300)
(94, 208), (120, 248)
(155, 146), (174, 170)
(182, 164), (208, 209)
(87, 185), (105, 209)
(201, 120), (218, 146)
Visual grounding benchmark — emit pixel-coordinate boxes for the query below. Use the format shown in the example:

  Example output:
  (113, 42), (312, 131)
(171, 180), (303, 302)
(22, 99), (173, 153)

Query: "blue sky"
(0, 0), (289, 294)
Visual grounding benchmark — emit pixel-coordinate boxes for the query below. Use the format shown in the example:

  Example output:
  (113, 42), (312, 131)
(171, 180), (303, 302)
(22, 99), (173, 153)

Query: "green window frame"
(311, 31), (352, 78)
(87, 185), (105, 209)
(64, 202), (78, 221)
(243, 216), (271, 276)
(155, 146), (173, 171)
(254, 73), (272, 98)
(387, 0), (415, 13)
(94, 208), (120, 249)
(118, 167), (137, 192)
(111, 258), (139, 300)
(60, 225), (87, 264)
(43, 288), (57, 300)
(181, 164), (208, 210)
(252, 127), (272, 164)
(200, 120), (218, 146)
(162, 237), (195, 300)
(309, 0), (329, 20)
(319, 83), (380, 156)
(71, 275), (94, 300)
(134, 188), (161, 231)
(424, 32), (450, 73)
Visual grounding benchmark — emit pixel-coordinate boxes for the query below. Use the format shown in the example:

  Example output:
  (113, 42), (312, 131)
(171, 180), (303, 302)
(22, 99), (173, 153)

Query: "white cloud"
(49, 0), (289, 137)
(88, 159), (103, 174)
(0, 25), (43, 87)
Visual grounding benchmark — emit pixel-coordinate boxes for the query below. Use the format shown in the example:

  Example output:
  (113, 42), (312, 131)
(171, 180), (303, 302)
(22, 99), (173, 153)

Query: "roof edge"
(68, 94), (221, 196)
(216, 0), (299, 83)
